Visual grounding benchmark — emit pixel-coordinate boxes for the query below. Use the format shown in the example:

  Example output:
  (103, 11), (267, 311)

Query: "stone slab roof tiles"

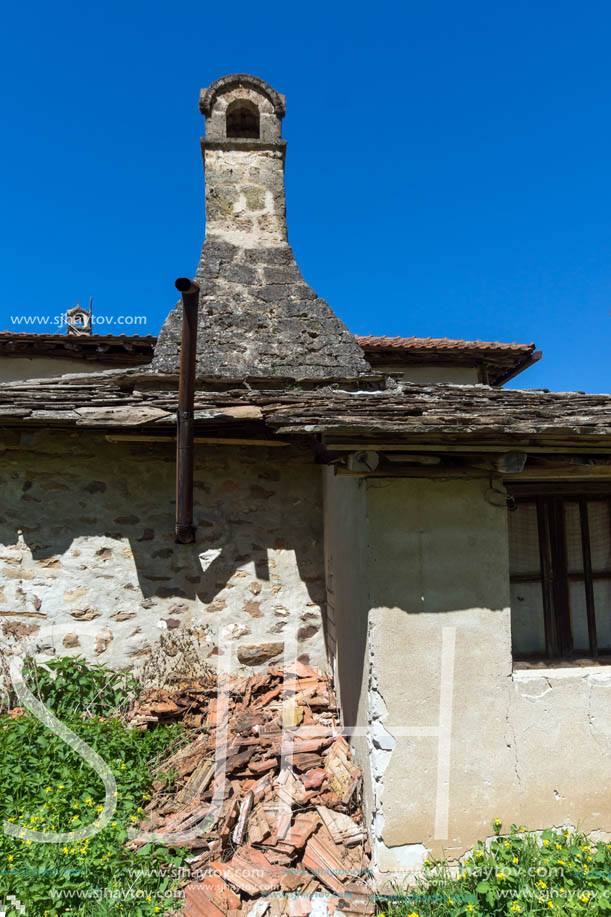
(1, 372), (610, 443)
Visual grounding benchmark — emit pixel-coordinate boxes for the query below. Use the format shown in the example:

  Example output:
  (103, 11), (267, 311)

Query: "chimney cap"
(199, 73), (286, 119)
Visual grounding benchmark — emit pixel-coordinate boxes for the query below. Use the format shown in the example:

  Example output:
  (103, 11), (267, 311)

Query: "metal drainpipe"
(174, 277), (200, 544)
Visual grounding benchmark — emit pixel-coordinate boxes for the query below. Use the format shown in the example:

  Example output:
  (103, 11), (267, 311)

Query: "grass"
(0, 656), (189, 916)
(377, 821), (611, 916)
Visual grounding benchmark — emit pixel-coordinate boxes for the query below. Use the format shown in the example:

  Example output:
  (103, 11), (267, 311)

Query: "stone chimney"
(152, 74), (370, 382)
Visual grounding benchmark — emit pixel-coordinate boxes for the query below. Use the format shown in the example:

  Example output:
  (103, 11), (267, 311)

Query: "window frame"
(507, 482), (611, 665)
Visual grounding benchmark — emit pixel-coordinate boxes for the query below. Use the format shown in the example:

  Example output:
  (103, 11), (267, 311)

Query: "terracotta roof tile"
(355, 336), (535, 355)
(0, 332), (156, 343)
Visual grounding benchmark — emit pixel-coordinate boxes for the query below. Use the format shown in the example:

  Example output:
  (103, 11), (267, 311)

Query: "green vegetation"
(0, 656), (188, 916)
(377, 822), (611, 916)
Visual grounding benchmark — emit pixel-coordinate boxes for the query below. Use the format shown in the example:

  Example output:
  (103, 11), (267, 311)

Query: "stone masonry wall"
(0, 431), (327, 682)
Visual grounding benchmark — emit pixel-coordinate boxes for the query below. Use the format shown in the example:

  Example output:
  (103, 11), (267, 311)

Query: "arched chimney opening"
(226, 99), (260, 139)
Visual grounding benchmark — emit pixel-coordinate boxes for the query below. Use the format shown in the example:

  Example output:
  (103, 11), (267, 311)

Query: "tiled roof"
(0, 332), (156, 366)
(355, 336), (535, 355)
(0, 332), (541, 385)
(0, 332), (155, 343)
(0, 371), (609, 443)
(355, 336), (541, 386)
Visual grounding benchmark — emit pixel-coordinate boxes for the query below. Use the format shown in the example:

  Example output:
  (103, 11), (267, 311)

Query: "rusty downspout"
(174, 277), (200, 544)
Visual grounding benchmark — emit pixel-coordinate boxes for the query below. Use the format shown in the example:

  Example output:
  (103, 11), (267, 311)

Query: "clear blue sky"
(1, 0), (609, 392)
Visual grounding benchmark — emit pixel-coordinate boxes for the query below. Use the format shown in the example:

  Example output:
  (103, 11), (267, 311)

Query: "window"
(226, 100), (260, 139)
(508, 488), (611, 664)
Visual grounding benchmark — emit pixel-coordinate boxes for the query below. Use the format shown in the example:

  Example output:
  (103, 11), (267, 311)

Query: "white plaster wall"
(324, 471), (611, 872)
(374, 364), (480, 384)
(0, 357), (119, 383)
(322, 469), (373, 816)
(0, 431), (327, 681)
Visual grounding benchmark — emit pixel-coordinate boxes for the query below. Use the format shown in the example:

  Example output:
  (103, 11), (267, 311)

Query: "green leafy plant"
(377, 821), (611, 916)
(21, 655), (139, 718)
(0, 657), (189, 915)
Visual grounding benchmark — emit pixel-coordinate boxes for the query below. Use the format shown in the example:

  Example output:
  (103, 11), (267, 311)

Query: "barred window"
(508, 489), (611, 664)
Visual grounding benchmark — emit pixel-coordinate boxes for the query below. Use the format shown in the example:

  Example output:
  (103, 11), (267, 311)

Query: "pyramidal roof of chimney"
(151, 73), (371, 384)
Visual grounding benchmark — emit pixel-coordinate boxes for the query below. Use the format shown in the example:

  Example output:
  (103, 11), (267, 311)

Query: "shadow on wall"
(0, 432), (328, 663)
(366, 477), (511, 615)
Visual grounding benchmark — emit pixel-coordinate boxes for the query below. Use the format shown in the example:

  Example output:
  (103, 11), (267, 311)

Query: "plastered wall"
(323, 470), (373, 816)
(0, 431), (327, 680)
(373, 364), (480, 384)
(324, 470), (611, 872)
(0, 357), (119, 384)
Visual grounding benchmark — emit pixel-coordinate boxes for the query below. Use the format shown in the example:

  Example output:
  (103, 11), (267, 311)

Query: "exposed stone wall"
(200, 75), (285, 143)
(0, 432), (327, 680)
(203, 147), (288, 246)
(151, 72), (371, 382)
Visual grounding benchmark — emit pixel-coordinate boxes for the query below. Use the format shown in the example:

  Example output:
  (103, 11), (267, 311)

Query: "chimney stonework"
(152, 74), (370, 382)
